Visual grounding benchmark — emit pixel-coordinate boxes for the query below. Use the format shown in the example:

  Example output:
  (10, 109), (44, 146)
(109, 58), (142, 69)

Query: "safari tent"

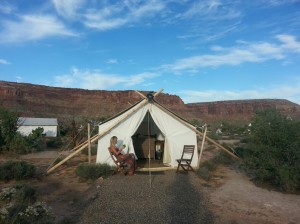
(96, 99), (198, 168)
(46, 90), (238, 174)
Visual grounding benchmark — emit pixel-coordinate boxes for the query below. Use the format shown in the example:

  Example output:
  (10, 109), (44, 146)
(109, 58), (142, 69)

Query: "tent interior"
(132, 111), (167, 168)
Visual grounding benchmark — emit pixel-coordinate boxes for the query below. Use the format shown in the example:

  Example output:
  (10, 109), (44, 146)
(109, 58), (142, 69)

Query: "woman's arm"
(110, 146), (121, 156)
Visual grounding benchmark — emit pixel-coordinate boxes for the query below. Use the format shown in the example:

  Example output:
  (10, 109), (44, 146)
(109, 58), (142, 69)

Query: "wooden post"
(88, 122), (91, 164)
(197, 124), (207, 169)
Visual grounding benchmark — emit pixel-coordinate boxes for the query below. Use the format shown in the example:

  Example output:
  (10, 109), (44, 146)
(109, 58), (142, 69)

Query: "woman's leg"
(119, 154), (136, 175)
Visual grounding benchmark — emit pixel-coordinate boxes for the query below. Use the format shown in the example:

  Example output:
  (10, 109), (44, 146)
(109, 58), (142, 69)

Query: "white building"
(17, 117), (58, 137)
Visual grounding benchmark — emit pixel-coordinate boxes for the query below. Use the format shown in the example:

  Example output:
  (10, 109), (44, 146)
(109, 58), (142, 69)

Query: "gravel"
(78, 170), (215, 224)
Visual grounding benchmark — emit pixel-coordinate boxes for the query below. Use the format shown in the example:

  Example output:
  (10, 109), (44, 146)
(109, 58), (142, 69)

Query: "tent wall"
(96, 102), (198, 168)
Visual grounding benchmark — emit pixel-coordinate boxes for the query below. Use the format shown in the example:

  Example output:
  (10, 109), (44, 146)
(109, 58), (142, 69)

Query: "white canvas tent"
(96, 100), (198, 168)
(46, 90), (238, 174)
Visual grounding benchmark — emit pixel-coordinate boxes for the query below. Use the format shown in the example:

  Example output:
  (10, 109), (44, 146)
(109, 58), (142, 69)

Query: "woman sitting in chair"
(108, 136), (136, 175)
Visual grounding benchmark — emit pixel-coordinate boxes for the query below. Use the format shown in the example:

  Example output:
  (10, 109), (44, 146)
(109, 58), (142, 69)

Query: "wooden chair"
(176, 145), (195, 173)
(108, 148), (127, 174)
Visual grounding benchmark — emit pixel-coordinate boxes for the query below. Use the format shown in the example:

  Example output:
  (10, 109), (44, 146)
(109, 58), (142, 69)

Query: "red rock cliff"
(1, 81), (299, 123)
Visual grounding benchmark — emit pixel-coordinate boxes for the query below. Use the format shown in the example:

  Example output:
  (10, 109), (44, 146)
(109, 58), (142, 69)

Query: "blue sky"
(0, 0), (300, 104)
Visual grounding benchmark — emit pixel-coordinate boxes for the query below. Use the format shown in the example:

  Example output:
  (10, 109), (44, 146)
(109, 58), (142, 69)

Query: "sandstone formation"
(1, 81), (300, 124)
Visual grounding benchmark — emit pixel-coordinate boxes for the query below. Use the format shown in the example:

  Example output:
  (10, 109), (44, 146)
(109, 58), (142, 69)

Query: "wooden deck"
(136, 158), (174, 171)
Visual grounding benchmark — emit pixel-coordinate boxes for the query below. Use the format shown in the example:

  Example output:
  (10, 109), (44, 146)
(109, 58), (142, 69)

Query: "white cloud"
(0, 2), (15, 14)
(0, 58), (10, 65)
(82, 1), (166, 30)
(83, 6), (127, 30)
(160, 34), (300, 73)
(106, 59), (118, 64)
(54, 68), (160, 89)
(276, 34), (300, 52)
(126, 72), (160, 86)
(180, 0), (241, 21)
(262, 0), (300, 6)
(52, 0), (84, 18)
(0, 15), (77, 43)
(128, 1), (166, 19)
(16, 76), (22, 82)
(179, 82), (300, 104)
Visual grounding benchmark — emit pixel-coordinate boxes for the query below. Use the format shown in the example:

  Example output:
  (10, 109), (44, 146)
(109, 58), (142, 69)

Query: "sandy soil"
(1, 151), (300, 223)
(201, 166), (300, 224)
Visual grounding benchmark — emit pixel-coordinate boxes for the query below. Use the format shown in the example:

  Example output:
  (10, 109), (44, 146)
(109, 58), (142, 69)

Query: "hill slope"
(1, 81), (299, 123)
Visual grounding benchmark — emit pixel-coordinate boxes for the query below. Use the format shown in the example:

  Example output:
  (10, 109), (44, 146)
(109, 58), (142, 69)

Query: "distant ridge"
(1, 81), (299, 123)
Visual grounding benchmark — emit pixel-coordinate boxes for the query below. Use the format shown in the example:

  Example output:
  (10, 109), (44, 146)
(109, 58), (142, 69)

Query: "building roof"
(18, 117), (58, 126)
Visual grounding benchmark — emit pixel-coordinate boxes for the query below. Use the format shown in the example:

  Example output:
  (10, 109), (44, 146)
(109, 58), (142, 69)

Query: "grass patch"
(0, 161), (36, 181)
(75, 163), (112, 181)
(197, 151), (236, 181)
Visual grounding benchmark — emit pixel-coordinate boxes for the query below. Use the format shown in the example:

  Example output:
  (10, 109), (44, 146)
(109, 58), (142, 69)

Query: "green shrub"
(1, 201), (53, 224)
(213, 151), (235, 165)
(200, 160), (217, 172)
(14, 201), (53, 224)
(75, 163), (112, 180)
(0, 184), (52, 224)
(0, 160), (15, 180)
(8, 133), (30, 154)
(0, 184), (36, 204)
(0, 186), (16, 201)
(14, 183), (36, 203)
(46, 137), (63, 148)
(238, 109), (300, 193)
(196, 151), (236, 181)
(0, 161), (35, 181)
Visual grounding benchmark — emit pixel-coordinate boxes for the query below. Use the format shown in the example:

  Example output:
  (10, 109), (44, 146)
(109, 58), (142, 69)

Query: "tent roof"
(99, 99), (144, 125)
(99, 98), (196, 128)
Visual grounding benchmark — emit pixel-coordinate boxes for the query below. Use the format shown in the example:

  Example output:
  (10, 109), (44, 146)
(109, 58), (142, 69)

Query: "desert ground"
(1, 149), (300, 224)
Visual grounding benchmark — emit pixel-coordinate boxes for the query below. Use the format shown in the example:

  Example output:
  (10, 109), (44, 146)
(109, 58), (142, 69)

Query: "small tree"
(0, 107), (19, 149)
(25, 127), (45, 151)
(0, 107), (45, 153)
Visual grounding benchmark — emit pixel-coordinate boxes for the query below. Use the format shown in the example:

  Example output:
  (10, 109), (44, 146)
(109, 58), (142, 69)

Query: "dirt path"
(203, 167), (300, 224)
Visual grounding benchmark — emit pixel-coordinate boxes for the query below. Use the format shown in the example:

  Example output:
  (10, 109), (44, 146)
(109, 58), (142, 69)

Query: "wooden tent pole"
(135, 90), (147, 99)
(154, 88), (164, 96)
(135, 88), (164, 99)
(197, 129), (239, 159)
(154, 103), (239, 159)
(197, 125), (207, 169)
(47, 97), (150, 174)
(88, 122), (91, 164)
